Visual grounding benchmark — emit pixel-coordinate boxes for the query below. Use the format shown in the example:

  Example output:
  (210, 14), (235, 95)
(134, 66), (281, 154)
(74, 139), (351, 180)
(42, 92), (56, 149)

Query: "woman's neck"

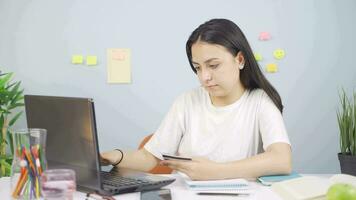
(210, 85), (246, 107)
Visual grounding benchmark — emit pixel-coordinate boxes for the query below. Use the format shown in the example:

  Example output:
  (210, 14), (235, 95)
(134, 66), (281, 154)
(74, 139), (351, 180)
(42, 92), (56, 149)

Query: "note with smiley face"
(273, 49), (286, 60)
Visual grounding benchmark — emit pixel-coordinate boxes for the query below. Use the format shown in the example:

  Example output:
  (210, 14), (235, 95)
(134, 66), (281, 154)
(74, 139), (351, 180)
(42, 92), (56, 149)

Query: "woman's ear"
(235, 51), (245, 70)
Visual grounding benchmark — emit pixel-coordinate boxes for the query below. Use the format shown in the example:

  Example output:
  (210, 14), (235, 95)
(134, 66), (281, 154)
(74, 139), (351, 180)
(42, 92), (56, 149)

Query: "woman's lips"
(206, 84), (218, 88)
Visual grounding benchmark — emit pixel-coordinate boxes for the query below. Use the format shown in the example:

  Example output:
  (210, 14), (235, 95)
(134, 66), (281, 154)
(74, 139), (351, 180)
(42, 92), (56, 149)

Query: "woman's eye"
(194, 66), (201, 71)
(209, 64), (219, 69)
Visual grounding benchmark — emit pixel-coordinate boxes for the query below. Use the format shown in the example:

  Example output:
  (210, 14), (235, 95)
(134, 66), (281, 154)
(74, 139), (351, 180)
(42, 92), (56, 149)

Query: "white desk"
(0, 174), (330, 200)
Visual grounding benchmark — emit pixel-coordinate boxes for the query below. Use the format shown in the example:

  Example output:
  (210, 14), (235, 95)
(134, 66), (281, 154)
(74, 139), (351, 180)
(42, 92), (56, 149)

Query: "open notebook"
(271, 174), (356, 200)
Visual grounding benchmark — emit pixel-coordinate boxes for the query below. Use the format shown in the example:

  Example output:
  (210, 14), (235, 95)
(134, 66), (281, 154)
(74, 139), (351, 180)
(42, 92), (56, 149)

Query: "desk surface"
(0, 174), (331, 200)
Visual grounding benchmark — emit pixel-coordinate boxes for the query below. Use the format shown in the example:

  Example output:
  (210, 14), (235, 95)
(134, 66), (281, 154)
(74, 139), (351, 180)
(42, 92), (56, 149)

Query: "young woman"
(101, 18), (292, 180)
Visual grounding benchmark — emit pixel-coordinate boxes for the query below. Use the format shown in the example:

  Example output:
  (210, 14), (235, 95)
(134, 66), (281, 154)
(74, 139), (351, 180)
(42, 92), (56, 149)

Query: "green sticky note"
(72, 55), (83, 64)
(254, 53), (263, 61)
(86, 56), (97, 66)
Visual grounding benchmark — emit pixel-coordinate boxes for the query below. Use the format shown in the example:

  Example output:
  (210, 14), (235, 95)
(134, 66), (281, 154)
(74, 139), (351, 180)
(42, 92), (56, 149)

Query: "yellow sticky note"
(107, 48), (131, 83)
(86, 56), (97, 66)
(266, 63), (278, 73)
(254, 53), (263, 61)
(273, 49), (285, 60)
(72, 55), (83, 64)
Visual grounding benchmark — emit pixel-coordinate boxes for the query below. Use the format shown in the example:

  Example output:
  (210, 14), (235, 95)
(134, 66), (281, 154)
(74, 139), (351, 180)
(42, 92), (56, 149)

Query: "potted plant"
(0, 71), (24, 177)
(337, 89), (356, 176)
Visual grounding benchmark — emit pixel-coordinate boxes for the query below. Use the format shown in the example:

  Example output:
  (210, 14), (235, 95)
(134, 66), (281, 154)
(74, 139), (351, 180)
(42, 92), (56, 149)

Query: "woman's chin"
(208, 90), (226, 98)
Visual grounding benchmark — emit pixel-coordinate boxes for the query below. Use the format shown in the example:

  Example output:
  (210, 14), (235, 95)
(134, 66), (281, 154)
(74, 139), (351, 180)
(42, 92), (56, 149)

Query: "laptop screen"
(24, 95), (103, 191)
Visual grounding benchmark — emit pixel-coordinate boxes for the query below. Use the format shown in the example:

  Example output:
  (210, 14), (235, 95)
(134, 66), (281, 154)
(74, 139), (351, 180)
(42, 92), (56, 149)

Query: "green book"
(258, 171), (301, 186)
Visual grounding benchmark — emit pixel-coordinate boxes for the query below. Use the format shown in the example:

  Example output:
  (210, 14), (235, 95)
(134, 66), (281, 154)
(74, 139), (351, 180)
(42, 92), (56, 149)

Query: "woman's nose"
(201, 69), (212, 81)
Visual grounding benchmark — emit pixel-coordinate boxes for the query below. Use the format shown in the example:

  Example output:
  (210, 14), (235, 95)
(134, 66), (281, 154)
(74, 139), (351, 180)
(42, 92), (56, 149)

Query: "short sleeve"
(258, 92), (290, 150)
(144, 95), (185, 160)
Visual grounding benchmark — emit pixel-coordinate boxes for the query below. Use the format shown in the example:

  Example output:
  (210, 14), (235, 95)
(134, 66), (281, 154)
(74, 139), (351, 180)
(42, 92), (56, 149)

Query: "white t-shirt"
(144, 87), (290, 163)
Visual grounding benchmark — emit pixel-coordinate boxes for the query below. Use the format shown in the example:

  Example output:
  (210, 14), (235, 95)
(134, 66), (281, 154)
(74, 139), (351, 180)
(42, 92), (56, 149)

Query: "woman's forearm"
(113, 149), (160, 172)
(217, 143), (292, 179)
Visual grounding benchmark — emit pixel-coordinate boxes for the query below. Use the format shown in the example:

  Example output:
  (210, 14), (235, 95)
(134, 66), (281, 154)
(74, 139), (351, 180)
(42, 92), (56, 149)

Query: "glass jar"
(10, 129), (47, 200)
(41, 169), (76, 200)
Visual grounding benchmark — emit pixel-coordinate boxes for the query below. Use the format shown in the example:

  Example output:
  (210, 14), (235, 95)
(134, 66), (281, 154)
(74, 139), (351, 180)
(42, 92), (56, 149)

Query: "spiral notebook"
(179, 172), (253, 194)
(185, 178), (249, 190)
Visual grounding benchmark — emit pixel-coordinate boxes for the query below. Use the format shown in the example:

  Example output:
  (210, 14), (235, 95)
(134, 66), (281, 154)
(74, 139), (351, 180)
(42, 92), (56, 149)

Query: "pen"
(86, 193), (115, 200)
(197, 192), (250, 196)
(86, 193), (104, 200)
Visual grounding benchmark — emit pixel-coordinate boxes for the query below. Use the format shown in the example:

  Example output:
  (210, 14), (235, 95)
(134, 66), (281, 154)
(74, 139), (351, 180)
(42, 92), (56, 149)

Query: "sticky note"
(254, 53), (263, 61)
(259, 32), (271, 41)
(107, 48), (131, 83)
(72, 55), (83, 64)
(273, 49), (285, 60)
(86, 56), (97, 66)
(266, 63), (278, 73)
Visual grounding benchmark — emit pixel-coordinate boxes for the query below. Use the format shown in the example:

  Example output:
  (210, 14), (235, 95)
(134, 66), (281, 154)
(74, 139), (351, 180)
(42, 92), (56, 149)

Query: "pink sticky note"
(112, 50), (125, 61)
(259, 32), (271, 41)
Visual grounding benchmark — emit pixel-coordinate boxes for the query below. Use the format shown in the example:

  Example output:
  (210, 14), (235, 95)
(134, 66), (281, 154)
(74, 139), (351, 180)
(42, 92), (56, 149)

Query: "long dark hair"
(186, 18), (283, 113)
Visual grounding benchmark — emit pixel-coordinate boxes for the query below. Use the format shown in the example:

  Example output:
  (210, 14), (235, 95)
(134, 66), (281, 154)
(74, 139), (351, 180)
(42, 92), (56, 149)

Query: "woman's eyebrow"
(192, 58), (219, 65)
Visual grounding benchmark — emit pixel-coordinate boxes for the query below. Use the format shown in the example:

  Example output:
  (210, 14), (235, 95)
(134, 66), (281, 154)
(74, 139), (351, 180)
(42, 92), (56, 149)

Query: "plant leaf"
(4, 161), (11, 176)
(337, 88), (356, 155)
(7, 81), (21, 100)
(8, 103), (25, 111)
(0, 114), (3, 142)
(6, 129), (13, 156)
(11, 89), (24, 105)
(9, 111), (23, 126)
(0, 158), (11, 176)
(0, 73), (12, 89)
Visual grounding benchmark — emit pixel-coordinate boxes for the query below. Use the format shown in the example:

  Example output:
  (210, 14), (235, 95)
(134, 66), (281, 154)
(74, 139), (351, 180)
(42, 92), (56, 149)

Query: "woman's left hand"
(160, 157), (222, 180)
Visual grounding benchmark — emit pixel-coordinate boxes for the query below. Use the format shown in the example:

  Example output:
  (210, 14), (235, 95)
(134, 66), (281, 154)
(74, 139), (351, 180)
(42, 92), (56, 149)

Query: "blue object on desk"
(257, 171), (301, 186)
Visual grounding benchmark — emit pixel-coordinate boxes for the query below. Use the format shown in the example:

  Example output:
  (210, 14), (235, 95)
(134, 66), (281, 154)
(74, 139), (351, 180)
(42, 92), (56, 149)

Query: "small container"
(10, 128), (47, 200)
(41, 169), (76, 200)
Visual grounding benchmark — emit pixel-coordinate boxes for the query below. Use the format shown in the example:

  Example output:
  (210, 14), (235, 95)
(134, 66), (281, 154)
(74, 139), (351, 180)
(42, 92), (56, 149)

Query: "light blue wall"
(1, 0), (355, 173)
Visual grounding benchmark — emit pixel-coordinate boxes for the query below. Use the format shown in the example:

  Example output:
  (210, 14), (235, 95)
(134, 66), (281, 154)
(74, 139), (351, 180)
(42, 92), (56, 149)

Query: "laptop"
(24, 95), (175, 195)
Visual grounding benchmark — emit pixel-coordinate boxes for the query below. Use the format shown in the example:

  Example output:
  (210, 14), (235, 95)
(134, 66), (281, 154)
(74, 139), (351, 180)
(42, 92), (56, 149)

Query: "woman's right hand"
(100, 150), (122, 166)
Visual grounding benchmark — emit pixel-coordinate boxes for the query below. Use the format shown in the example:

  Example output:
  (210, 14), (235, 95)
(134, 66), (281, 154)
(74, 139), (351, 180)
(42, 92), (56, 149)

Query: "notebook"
(271, 174), (356, 200)
(178, 172), (254, 195)
(258, 171), (301, 186)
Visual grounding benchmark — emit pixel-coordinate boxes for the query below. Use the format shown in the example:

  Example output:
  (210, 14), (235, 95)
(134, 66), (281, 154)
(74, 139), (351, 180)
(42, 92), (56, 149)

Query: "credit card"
(162, 154), (192, 161)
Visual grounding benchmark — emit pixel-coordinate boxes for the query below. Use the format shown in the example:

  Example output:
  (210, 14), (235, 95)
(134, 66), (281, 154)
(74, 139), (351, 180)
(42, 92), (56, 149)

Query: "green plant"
(0, 72), (24, 177)
(337, 89), (356, 156)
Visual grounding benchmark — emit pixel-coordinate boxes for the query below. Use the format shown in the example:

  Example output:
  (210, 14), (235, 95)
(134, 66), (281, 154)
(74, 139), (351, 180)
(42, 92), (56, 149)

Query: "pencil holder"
(10, 129), (47, 200)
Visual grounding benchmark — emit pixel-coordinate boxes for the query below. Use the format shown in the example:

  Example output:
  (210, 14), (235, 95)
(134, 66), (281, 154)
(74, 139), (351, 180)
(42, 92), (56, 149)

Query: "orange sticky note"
(112, 50), (126, 61)
(266, 63), (278, 73)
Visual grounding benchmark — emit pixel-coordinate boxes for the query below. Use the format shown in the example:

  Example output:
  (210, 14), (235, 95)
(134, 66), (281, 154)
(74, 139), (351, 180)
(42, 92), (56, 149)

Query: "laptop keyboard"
(101, 171), (149, 187)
